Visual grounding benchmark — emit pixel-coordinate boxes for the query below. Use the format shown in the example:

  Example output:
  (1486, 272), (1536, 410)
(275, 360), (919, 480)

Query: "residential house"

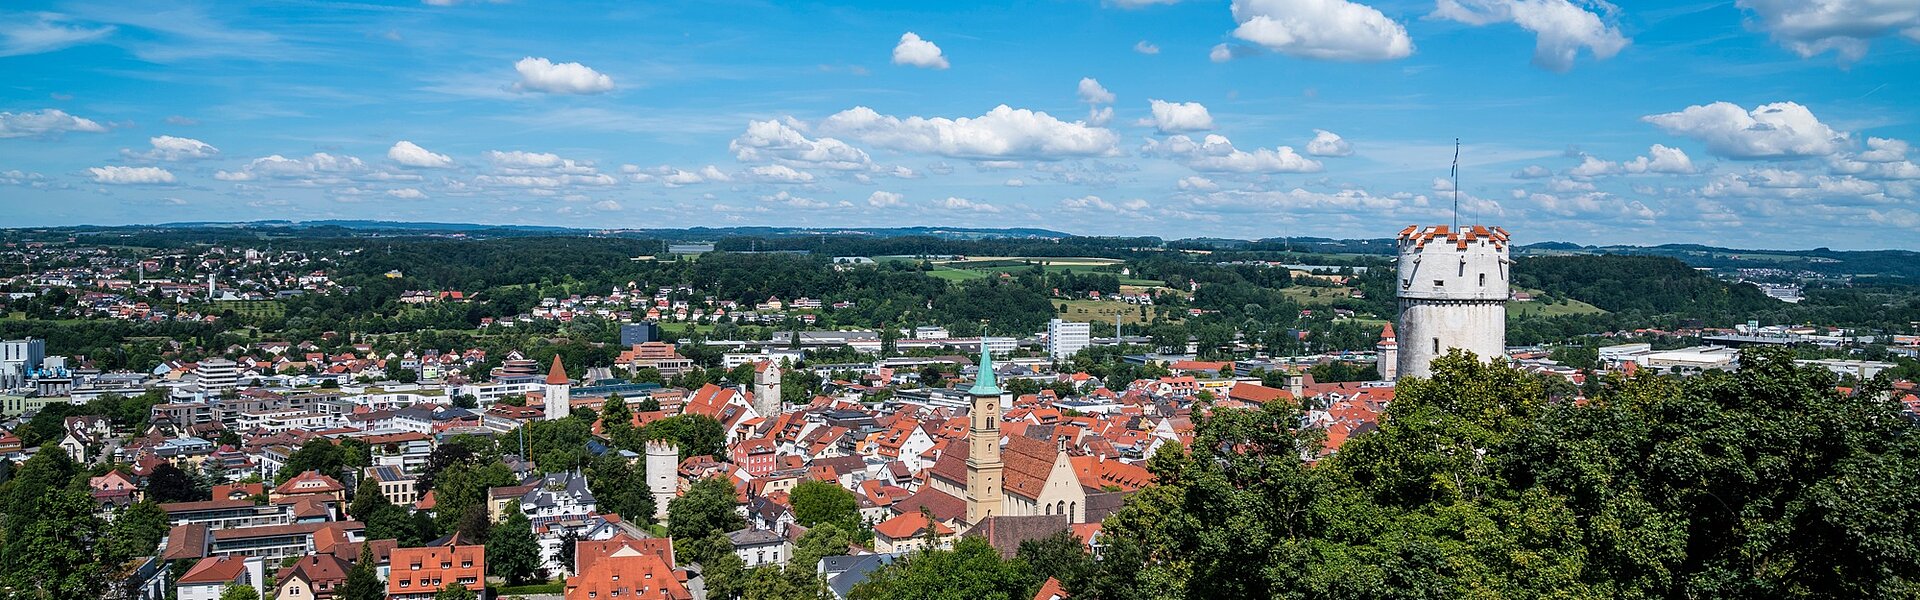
(386, 545), (485, 600)
(175, 555), (265, 600)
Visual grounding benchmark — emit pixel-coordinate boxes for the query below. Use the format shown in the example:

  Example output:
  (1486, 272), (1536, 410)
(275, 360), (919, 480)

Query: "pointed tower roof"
(546, 355), (569, 385)
(969, 345), (1001, 397)
(1379, 322), (1396, 340)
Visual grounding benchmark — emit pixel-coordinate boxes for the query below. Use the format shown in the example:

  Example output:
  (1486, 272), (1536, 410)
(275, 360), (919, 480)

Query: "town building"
(1047, 319), (1091, 362)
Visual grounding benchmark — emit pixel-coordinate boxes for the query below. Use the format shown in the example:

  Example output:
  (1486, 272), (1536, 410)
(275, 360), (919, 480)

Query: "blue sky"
(2, 0), (1917, 249)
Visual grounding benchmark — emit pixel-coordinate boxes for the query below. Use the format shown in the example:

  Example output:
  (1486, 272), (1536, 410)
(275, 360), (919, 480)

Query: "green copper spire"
(969, 343), (1001, 396)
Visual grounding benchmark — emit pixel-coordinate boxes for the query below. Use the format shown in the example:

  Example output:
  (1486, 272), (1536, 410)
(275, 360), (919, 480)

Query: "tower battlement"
(1395, 224), (1511, 302)
(1394, 224), (1510, 379)
(644, 439), (679, 455)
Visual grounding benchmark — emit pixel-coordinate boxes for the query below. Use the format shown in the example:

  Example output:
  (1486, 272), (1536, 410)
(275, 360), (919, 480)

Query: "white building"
(194, 358), (240, 393)
(1394, 225), (1510, 378)
(1046, 319), (1091, 362)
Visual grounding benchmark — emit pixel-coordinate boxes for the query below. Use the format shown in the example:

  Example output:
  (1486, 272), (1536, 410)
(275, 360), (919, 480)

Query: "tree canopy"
(1063, 347), (1920, 600)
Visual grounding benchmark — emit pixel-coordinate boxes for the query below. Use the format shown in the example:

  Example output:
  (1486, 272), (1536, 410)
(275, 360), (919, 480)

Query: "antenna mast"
(1451, 138), (1461, 231)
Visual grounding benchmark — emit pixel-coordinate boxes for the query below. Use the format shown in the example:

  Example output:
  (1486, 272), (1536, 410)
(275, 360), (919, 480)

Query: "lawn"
(1056, 299), (1160, 327)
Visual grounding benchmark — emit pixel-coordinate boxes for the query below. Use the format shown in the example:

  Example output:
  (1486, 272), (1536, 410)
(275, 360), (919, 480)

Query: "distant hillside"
(1518, 242), (1920, 280)
(1513, 255), (1779, 317)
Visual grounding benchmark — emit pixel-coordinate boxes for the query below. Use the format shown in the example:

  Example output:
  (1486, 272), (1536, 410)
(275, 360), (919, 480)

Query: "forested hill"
(1513, 255), (1778, 316)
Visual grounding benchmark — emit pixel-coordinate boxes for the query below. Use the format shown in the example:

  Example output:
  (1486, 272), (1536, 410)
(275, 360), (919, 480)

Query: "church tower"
(752, 360), (782, 418)
(964, 345), (1005, 526)
(1376, 322), (1399, 381)
(544, 355), (572, 421)
(1394, 225), (1510, 378)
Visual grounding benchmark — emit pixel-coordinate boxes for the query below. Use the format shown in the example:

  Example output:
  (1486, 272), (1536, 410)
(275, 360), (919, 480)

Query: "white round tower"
(644, 439), (679, 522)
(1394, 225), (1510, 379)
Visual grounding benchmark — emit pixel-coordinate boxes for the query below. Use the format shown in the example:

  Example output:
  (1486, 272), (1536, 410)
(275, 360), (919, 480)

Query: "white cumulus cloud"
(1625, 144), (1696, 174)
(129, 135), (219, 161)
(818, 105), (1118, 160)
(387, 188), (427, 199)
(747, 164), (816, 183)
(1229, 0), (1414, 61)
(935, 196), (1000, 213)
(1143, 134), (1324, 173)
(892, 32), (949, 69)
(1736, 0), (1920, 62)
(1134, 40), (1161, 54)
(1078, 78), (1116, 104)
(215, 153), (367, 181)
(867, 191), (906, 208)
(1177, 176), (1220, 191)
(88, 165), (175, 184)
(1643, 101), (1848, 159)
(388, 141), (454, 168)
(1305, 129), (1353, 156)
(730, 118), (873, 170)
(1431, 0), (1629, 71)
(513, 57), (615, 94)
(1143, 100), (1213, 133)
(0, 108), (107, 138)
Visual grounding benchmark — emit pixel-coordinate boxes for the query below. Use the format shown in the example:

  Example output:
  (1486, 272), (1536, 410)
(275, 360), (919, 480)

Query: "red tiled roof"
(874, 511), (953, 539)
(179, 555), (253, 585)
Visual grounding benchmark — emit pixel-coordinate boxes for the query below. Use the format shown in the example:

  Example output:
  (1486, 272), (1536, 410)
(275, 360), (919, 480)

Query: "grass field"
(1056, 299), (1160, 326)
(1509, 298), (1608, 317)
(926, 265), (990, 281)
(1281, 286), (1357, 306)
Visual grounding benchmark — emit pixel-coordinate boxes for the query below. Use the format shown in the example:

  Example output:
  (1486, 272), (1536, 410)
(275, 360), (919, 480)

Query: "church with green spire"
(965, 344), (1005, 524)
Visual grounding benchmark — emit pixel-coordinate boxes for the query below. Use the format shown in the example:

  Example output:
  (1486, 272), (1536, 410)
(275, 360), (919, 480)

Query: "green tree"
(789, 480), (859, 531)
(669, 477), (746, 543)
(277, 438), (349, 484)
(586, 450), (657, 526)
(791, 522), (856, 569)
(849, 537), (1035, 600)
(337, 543), (384, 600)
(488, 502), (544, 586)
(349, 478), (391, 521)
(4, 481), (107, 597)
(430, 460), (513, 535)
(102, 500), (170, 566)
(1014, 530), (1095, 597)
(642, 414), (725, 459)
(218, 584), (261, 600)
(433, 582), (477, 600)
(146, 462), (204, 503)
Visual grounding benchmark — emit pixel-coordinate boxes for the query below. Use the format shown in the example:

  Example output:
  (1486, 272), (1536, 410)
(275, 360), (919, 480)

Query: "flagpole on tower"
(1452, 138), (1461, 231)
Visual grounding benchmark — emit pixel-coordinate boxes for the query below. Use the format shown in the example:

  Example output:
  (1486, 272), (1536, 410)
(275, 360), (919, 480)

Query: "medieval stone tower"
(752, 360), (782, 418)
(644, 440), (678, 521)
(1394, 225), (1510, 379)
(544, 355), (572, 421)
(1376, 322), (1399, 381)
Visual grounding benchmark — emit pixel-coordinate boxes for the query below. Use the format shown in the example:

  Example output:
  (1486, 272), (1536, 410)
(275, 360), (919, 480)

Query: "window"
(1479, 273), (1486, 286)
(1434, 279), (1445, 287)
(1433, 338), (1440, 353)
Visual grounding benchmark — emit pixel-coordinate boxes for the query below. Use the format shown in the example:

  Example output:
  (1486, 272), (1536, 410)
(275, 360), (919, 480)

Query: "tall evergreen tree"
(488, 501), (544, 586)
(337, 543), (384, 600)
